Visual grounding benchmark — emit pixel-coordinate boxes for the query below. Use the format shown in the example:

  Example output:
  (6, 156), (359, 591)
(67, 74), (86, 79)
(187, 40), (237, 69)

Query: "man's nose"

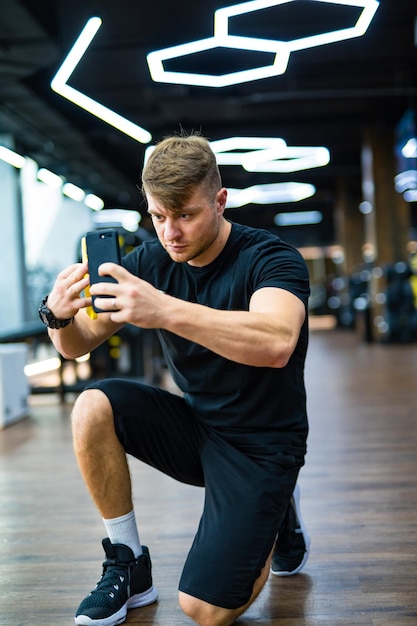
(164, 218), (182, 240)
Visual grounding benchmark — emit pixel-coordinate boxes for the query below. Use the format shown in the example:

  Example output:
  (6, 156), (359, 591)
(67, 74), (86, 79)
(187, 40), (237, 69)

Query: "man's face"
(147, 185), (228, 267)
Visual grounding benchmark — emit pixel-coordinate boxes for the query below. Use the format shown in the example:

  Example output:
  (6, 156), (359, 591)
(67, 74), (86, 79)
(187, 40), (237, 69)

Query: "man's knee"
(71, 388), (114, 439)
(178, 592), (238, 626)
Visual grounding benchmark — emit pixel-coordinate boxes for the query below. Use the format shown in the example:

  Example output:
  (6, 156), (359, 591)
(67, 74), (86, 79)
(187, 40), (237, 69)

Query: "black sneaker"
(271, 484), (310, 576)
(75, 538), (158, 626)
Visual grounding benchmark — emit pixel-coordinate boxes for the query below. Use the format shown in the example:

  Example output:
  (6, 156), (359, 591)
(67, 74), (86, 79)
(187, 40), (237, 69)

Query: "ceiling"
(1, 0), (416, 246)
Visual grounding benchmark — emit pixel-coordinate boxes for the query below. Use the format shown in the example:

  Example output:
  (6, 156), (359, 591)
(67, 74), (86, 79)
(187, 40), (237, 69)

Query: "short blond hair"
(141, 132), (222, 211)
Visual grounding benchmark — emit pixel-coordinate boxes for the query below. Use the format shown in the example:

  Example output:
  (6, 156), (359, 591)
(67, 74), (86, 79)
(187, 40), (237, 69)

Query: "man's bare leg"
(72, 389), (158, 625)
(71, 388), (132, 518)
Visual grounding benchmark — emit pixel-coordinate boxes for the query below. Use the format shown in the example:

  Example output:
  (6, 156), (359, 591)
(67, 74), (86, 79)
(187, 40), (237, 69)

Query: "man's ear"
(216, 188), (228, 215)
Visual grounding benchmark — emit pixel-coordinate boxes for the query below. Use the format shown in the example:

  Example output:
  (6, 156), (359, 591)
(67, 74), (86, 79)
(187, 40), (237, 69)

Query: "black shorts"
(86, 378), (304, 609)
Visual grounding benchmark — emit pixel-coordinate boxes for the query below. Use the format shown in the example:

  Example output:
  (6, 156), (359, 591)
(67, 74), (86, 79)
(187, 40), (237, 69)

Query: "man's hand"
(47, 262), (92, 320)
(90, 263), (167, 328)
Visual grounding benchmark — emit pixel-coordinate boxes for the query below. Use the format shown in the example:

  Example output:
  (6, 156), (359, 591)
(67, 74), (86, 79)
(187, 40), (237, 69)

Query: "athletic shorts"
(85, 378), (304, 609)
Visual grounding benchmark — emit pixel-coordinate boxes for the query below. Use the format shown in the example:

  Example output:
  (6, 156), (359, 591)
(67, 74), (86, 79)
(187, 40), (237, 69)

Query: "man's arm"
(93, 264), (306, 369)
(161, 286), (305, 368)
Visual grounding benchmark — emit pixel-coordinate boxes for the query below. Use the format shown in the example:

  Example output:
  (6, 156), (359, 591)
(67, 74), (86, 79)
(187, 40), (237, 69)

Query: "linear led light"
(274, 210), (323, 226)
(147, 0), (379, 88)
(143, 145), (155, 164)
(92, 208), (141, 232)
(51, 17), (152, 143)
(85, 193), (105, 210)
(0, 145), (26, 168)
(37, 167), (63, 188)
(402, 138), (417, 159)
(394, 170), (417, 193)
(226, 182), (315, 207)
(404, 189), (417, 203)
(24, 357), (61, 377)
(37, 166), (104, 208)
(359, 200), (372, 214)
(242, 145), (330, 172)
(63, 182), (85, 201)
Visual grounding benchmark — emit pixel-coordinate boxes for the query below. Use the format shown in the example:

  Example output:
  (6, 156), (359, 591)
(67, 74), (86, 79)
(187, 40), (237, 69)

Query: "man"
(39, 133), (310, 626)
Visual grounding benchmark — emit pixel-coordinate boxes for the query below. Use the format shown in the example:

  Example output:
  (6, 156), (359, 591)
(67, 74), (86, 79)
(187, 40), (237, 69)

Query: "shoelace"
(91, 566), (128, 598)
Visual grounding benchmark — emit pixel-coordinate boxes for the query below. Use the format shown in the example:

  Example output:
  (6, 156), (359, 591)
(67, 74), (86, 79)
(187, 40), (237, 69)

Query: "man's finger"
(98, 262), (128, 279)
(59, 262), (88, 279)
(90, 282), (120, 297)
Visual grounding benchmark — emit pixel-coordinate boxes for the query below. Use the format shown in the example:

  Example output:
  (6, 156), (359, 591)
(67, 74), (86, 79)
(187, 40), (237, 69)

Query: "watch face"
(39, 305), (53, 328)
(40, 308), (49, 324)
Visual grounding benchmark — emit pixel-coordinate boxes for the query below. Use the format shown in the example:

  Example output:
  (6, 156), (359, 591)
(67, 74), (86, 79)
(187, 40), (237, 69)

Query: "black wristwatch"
(38, 295), (74, 329)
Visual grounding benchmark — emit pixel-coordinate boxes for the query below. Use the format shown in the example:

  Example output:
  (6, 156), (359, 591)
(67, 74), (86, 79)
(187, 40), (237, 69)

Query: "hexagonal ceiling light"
(226, 182), (317, 207)
(147, 0), (380, 87)
(209, 137), (330, 172)
(241, 145), (331, 172)
(210, 137), (288, 164)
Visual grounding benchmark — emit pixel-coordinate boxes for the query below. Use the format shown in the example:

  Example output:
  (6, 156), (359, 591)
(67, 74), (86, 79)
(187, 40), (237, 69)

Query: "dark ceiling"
(1, 0), (416, 246)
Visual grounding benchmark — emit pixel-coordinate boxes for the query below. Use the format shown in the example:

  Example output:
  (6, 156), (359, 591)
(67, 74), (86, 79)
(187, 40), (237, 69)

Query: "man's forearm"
(48, 311), (119, 360)
(48, 315), (93, 360)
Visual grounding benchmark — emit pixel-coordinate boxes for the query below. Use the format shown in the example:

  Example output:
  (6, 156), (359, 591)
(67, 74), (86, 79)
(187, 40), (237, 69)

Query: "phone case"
(85, 229), (121, 313)
(81, 237), (97, 319)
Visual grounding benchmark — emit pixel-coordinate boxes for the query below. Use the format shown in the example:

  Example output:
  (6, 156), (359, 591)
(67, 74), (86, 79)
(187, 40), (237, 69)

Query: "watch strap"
(38, 295), (74, 329)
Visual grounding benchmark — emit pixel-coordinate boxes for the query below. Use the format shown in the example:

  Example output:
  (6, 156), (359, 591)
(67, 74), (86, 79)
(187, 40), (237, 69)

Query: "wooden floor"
(1, 329), (417, 625)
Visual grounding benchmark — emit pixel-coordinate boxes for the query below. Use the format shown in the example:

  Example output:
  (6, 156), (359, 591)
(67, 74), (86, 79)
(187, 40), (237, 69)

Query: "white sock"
(102, 510), (142, 558)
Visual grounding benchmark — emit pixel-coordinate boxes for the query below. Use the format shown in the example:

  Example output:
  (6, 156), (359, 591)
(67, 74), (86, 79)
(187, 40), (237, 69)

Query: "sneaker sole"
(75, 587), (158, 626)
(270, 483), (311, 577)
(127, 585), (159, 609)
(75, 606), (127, 626)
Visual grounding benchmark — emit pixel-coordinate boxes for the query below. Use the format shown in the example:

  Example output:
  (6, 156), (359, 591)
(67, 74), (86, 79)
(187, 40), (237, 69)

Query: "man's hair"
(141, 132), (222, 211)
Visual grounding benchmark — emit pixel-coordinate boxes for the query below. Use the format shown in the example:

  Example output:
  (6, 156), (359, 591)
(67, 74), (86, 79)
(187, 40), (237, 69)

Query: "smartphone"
(85, 229), (121, 313)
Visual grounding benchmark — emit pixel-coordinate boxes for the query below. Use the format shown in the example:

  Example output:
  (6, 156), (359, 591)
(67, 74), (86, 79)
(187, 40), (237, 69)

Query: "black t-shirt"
(123, 221), (310, 454)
